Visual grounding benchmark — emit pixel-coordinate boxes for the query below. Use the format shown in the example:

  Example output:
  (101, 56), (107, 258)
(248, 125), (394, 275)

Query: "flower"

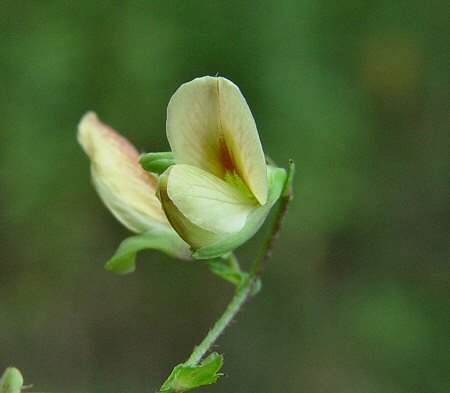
(77, 112), (191, 271)
(155, 76), (286, 257)
(78, 76), (286, 269)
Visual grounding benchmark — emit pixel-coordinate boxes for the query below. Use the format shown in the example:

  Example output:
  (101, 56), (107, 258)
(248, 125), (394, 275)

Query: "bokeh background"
(1, 2), (449, 392)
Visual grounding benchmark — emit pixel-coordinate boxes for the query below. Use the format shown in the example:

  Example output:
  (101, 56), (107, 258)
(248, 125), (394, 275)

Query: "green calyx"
(104, 230), (191, 274)
(140, 151), (175, 175)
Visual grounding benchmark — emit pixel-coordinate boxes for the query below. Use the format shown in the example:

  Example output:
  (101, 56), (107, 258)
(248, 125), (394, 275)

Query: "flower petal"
(166, 164), (257, 234)
(158, 169), (223, 249)
(77, 112), (170, 234)
(166, 76), (268, 204)
(193, 165), (287, 259)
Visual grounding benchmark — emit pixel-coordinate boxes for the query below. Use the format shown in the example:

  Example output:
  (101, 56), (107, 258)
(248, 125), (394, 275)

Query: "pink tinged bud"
(77, 112), (171, 234)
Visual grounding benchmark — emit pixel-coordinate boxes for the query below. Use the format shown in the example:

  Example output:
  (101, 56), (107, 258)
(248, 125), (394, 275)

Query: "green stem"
(184, 276), (253, 366)
(227, 252), (241, 272)
(183, 160), (295, 367)
(252, 159), (295, 277)
(158, 162), (294, 391)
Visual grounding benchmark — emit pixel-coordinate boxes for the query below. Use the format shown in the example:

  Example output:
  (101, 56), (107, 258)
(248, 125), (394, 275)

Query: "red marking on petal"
(218, 136), (236, 176)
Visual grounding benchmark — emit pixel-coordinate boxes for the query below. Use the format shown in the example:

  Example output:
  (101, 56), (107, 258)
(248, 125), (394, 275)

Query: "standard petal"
(166, 76), (268, 204)
(165, 164), (257, 234)
(78, 112), (170, 234)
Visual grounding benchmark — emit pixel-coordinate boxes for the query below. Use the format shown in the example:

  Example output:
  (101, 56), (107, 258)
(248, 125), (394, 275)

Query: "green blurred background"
(1, 1), (449, 392)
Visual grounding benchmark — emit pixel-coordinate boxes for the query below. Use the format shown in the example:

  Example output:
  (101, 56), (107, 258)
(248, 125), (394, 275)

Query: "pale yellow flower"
(157, 76), (272, 250)
(78, 77), (286, 265)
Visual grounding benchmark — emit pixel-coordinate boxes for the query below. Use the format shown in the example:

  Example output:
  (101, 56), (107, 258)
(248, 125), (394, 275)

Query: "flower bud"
(1, 367), (23, 393)
(78, 112), (170, 234)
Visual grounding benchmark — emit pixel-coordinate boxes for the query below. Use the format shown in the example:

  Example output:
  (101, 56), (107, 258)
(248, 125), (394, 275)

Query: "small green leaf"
(208, 260), (249, 287)
(159, 353), (223, 393)
(208, 261), (261, 295)
(1, 367), (23, 393)
(105, 231), (191, 274)
(140, 152), (175, 174)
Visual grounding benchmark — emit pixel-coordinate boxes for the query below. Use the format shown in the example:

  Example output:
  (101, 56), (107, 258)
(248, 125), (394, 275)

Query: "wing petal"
(164, 164), (257, 235)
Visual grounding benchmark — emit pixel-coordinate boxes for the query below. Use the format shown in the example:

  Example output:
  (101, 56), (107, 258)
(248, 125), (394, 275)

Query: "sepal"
(105, 231), (191, 274)
(208, 258), (248, 287)
(208, 260), (262, 294)
(140, 152), (175, 175)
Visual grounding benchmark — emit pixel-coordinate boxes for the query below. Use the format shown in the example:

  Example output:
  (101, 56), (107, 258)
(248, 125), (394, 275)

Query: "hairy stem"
(182, 160), (295, 368)
(183, 276), (253, 366)
(251, 159), (295, 277)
